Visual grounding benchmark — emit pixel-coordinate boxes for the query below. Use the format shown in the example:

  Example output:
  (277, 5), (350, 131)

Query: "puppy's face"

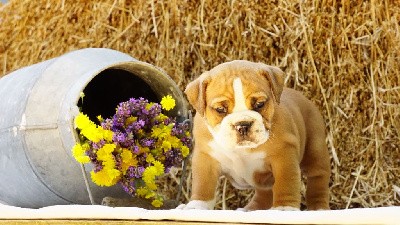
(185, 60), (284, 149)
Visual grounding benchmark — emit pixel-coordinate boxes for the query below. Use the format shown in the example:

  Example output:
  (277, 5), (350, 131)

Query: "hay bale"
(0, 0), (399, 209)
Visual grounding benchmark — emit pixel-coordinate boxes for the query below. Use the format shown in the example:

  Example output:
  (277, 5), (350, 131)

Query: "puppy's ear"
(184, 73), (211, 115)
(261, 65), (285, 104)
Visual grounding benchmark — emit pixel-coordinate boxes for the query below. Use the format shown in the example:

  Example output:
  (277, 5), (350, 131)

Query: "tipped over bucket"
(0, 48), (188, 208)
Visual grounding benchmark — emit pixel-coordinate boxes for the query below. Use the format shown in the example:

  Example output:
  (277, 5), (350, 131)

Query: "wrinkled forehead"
(205, 67), (270, 102)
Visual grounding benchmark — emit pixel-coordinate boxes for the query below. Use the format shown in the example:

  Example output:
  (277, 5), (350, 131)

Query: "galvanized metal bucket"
(0, 48), (188, 208)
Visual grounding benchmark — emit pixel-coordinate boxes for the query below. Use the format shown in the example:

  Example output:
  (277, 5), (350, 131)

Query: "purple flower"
(171, 127), (182, 136)
(164, 118), (173, 125)
(181, 137), (192, 148)
(112, 114), (125, 127)
(148, 104), (161, 118)
(140, 138), (155, 147)
(140, 108), (149, 116)
(113, 131), (127, 143)
(112, 131), (135, 148)
(120, 179), (136, 196)
(101, 118), (113, 130)
(132, 145), (140, 154)
(126, 119), (145, 133)
(117, 102), (131, 117)
(121, 182), (130, 193)
(94, 164), (103, 173)
(135, 119), (146, 130)
(163, 148), (183, 171)
(91, 140), (105, 150)
(128, 166), (145, 179)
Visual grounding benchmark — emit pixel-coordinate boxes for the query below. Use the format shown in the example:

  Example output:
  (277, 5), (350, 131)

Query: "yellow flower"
(72, 143), (90, 163)
(146, 102), (155, 110)
(167, 135), (181, 148)
(151, 124), (172, 139)
(142, 166), (158, 190)
(146, 154), (155, 163)
(74, 113), (92, 130)
(150, 147), (162, 156)
(121, 148), (138, 174)
(151, 127), (164, 138)
(75, 112), (113, 142)
(101, 129), (114, 142)
(151, 199), (163, 208)
(165, 124), (174, 134)
(121, 148), (133, 161)
(90, 144), (120, 186)
(136, 187), (156, 199)
(159, 155), (166, 162)
(103, 158), (116, 169)
(125, 116), (137, 126)
(145, 191), (156, 199)
(138, 146), (150, 154)
(136, 187), (150, 197)
(90, 168), (120, 187)
(152, 160), (165, 175)
(181, 145), (190, 158)
(185, 131), (191, 137)
(96, 144), (117, 169)
(81, 127), (102, 142)
(155, 113), (168, 122)
(160, 95), (175, 111)
(97, 144), (116, 162)
(97, 115), (104, 123)
(161, 140), (172, 151)
(137, 188), (163, 208)
(142, 160), (164, 190)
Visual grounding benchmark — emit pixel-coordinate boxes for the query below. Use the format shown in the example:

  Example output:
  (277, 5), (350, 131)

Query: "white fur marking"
(232, 78), (248, 112)
(271, 206), (300, 211)
(208, 140), (266, 189)
(176, 199), (216, 210)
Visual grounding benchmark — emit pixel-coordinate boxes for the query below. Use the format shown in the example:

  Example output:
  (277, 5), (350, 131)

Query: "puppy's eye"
(253, 101), (266, 110)
(214, 106), (227, 114)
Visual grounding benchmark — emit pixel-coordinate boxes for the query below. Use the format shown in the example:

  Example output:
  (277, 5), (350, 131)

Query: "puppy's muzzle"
(234, 121), (254, 136)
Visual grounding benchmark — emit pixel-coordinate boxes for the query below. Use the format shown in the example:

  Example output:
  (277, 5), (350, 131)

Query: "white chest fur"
(208, 139), (266, 189)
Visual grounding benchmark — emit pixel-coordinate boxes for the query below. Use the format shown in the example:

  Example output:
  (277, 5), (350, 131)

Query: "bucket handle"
(80, 164), (96, 205)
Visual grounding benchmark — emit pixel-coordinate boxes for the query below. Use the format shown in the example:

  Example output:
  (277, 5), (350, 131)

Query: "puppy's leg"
(305, 172), (330, 210)
(191, 151), (220, 208)
(243, 188), (273, 211)
(270, 157), (302, 210)
(302, 138), (331, 210)
(300, 105), (331, 210)
(178, 150), (220, 210)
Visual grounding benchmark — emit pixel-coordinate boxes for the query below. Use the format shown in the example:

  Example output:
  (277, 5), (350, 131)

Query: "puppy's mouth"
(235, 132), (268, 148)
(234, 122), (269, 148)
(235, 140), (259, 148)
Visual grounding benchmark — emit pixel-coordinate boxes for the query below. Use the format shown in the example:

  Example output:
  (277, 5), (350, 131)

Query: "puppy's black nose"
(234, 121), (253, 136)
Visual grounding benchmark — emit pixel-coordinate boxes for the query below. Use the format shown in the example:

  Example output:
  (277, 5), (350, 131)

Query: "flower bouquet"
(72, 95), (191, 207)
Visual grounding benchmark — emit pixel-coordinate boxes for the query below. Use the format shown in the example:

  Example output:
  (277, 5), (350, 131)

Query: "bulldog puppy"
(179, 60), (331, 211)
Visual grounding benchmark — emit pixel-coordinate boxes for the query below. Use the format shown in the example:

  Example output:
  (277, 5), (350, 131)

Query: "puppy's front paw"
(271, 206), (300, 211)
(176, 200), (213, 210)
